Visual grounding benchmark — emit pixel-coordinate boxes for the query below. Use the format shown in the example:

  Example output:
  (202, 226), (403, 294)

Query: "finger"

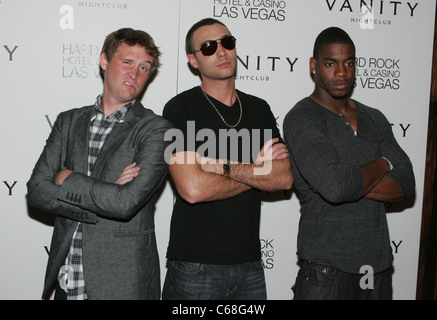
(275, 152), (290, 160)
(268, 142), (285, 158)
(116, 171), (138, 185)
(123, 162), (137, 170)
(115, 166), (140, 185)
(263, 138), (279, 151)
(259, 138), (279, 157)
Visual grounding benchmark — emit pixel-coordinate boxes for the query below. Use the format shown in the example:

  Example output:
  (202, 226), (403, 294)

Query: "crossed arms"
(283, 105), (415, 205)
(169, 138), (293, 204)
(27, 111), (171, 223)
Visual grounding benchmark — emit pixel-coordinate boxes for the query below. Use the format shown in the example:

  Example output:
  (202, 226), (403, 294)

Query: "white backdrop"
(0, 0), (435, 300)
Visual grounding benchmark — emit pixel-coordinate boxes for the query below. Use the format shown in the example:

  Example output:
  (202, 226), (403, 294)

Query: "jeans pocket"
(172, 260), (203, 275)
(305, 261), (341, 287)
(253, 259), (264, 269)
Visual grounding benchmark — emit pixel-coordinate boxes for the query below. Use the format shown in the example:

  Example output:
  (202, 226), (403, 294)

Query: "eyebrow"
(122, 58), (153, 65)
(201, 34), (231, 44)
(323, 56), (356, 62)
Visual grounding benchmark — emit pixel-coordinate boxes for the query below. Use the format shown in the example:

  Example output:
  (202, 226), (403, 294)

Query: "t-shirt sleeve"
(162, 97), (195, 153)
(259, 99), (283, 145)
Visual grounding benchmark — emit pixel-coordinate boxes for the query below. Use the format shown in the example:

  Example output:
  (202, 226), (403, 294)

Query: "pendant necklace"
(200, 86), (242, 128)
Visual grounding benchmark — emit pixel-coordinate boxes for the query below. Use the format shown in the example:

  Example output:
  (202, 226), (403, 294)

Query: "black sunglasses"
(192, 35), (236, 56)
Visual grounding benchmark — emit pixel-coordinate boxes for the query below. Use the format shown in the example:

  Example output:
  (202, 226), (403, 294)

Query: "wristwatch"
(223, 161), (231, 177)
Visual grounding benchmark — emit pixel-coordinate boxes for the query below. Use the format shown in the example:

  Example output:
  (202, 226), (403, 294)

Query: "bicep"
(168, 151), (202, 200)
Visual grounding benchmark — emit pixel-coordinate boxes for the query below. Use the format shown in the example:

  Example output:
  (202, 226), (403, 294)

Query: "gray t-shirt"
(283, 97), (415, 274)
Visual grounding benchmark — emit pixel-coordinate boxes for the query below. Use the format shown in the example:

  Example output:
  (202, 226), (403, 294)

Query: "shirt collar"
(92, 94), (134, 123)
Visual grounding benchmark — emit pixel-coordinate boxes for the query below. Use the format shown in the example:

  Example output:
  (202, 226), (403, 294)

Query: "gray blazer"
(27, 100), (172, 300)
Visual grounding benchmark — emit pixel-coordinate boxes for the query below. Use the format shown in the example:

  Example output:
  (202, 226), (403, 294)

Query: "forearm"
(183, 170), (251, 203)
(169, 152), (251, 204)
(201, 158), (293, 192)
(359, 158), (390, 197)
(58, 127), (171, 220)
(59, 164), (167, 221)
(27, 173), (99, 224)
(365, 175), (404, 202)
(230, 158), (293, 191)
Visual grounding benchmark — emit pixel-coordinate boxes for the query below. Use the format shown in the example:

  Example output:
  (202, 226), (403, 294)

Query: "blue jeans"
(292, 260), (393, 300)
(162, 260), (267, 300)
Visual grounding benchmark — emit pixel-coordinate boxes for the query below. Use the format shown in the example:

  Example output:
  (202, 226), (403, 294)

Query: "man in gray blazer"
(27, 28), (172, 300)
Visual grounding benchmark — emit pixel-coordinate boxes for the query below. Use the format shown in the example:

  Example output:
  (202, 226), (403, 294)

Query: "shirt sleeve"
(283, 105), (363, 204)
(372, 109), (416, 199)
(162, 97), (196, 153)
(264, 101), (283, 143)
(27, 111), (99, 223)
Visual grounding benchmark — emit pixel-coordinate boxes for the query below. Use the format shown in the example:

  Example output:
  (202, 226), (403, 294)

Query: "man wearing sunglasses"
(162, 18), (293, 300)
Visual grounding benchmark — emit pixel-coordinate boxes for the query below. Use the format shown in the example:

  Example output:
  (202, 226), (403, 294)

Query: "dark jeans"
(54, 281), (67, 300)
(162, 260), (267, 300)
(292, 260), (393, 300)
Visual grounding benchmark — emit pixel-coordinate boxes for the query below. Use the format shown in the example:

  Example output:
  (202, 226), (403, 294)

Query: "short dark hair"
(101, 28), (161, 74)
(313, 27), (355, 59)
(185, 18), (229, 55)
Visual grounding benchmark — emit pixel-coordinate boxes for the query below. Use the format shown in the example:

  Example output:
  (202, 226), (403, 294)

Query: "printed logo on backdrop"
(3, 181), (17, 196)
(392, 240), (402, 254)
(78, 1), (128, 9)
(355, 56), (400, 91)
(324, 0), (419, 29)
(354, 56), (412, 140)
(61, 0), (129, 17)
(58, 2), (296, 80)
(59, 3), (129, 79)
(213, 0), (287, 21)
(59, 0), (129, 30)
(210, 1), (296, 83)
(3, 45), (18, 61)
(62, 42), (101, 79)
(260, 238), (275, 269)
(235, 54), (299, 83)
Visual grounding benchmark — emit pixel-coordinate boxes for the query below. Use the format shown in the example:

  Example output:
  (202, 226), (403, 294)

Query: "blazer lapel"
(90, 101), (145, 178)
(70, 108), (93, 174)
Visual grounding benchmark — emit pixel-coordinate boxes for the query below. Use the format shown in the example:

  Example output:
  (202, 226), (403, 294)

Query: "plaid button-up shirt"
(57, 95), (132, 299)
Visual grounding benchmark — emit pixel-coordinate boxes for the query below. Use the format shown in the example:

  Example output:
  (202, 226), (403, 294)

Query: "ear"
(100, 52), (109, 71)
(309, 57), (317, 74)
(187, 53), (199, 69)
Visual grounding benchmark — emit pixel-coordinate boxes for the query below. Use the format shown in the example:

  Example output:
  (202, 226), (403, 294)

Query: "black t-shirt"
(163, 86), (281, 264)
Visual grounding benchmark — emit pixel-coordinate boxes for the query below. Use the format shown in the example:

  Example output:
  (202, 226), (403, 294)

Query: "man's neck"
(310, 91), (351, 115)
(201, 78), (236, 107)
(100, 96), (134, 119)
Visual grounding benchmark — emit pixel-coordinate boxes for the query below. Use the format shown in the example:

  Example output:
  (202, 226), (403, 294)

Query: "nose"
(129, 67), (139, 80)
(216, 40), (226, 56)
(335, 64), (347, 77)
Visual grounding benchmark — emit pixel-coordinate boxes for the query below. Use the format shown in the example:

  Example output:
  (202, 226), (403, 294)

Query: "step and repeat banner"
(0, 0), (435, 299)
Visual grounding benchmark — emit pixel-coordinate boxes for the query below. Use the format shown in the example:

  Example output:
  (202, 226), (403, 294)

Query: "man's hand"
(54, 169), (73, 186)
(256, 138), (289, 163)
(115, 162), (140, 185)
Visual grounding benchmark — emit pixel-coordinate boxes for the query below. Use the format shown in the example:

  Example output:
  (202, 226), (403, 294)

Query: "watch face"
(223, 163), (231, 176)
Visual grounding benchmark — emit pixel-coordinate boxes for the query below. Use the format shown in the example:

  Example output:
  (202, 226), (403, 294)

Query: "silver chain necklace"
(200, 86), (242, 128)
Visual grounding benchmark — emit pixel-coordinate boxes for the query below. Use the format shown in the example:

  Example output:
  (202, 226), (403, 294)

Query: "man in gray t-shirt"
(283, 27), (415, 300)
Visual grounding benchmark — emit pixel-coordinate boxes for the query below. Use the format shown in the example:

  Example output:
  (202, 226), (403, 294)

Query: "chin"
(330, 90), (351, 99)
(332, 94), (349, 99)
